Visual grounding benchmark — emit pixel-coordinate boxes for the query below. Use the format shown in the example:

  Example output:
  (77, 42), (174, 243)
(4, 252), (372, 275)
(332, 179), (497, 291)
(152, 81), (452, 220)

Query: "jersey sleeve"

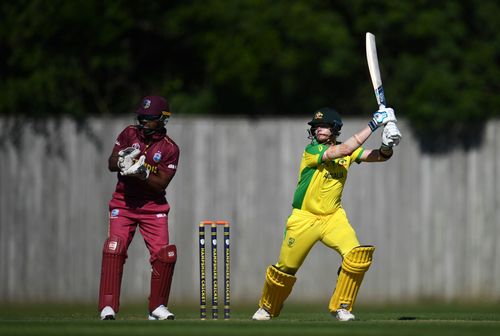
(112, 127), (133, 152)
(158, 142), (180, 175)
(303, 143), (328, 167)
(351, 146), (365, 164)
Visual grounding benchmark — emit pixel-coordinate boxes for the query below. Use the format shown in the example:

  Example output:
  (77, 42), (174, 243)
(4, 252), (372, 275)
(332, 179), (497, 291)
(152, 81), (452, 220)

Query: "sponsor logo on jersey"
(144, 162), (158, 174)
(324, 171), (345, 179)
(156, 213), (167, 218)
(153, 151), (162, 162)
(110, 209), (119, 218)
(287, 237), (295, 247)
(167, 164), (177, 170)
(132, 143), (140, 150)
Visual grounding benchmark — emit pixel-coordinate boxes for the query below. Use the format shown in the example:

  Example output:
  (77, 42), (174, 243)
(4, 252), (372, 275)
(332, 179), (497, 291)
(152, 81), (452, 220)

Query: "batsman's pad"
(328, 245), (375, 312)
(98, 235), (127, 312)
(258, 265), (297, 317)
(149, 244), (177, 312)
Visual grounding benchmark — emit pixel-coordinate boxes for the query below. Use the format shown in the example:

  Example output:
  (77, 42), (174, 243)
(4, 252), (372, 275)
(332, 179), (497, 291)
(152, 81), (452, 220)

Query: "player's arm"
(145, 169), (176, 193)
(323, 125), (372, 161)
(108, 150), (121, 172)
(359, 122), (402, 162)
(120, 157), (177, 192)
(108, 129), (140, 172)
(322, 107), (397, 161)
(121, 143), (179, 192)
(358, 146), (393, 162)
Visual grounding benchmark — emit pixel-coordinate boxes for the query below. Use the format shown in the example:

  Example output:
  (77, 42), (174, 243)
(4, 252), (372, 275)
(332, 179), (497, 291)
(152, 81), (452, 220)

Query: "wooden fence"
(1, 117), (499, 305)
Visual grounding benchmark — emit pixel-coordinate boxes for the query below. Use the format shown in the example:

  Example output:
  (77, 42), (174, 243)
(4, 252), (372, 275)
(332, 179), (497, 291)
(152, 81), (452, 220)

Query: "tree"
(1, 0), (499, 151)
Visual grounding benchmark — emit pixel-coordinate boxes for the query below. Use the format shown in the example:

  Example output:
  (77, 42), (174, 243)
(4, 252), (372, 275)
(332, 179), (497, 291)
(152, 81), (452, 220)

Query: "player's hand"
(368, 107), (397, 131)
(121, 155), (150, 180)
(382, 122), (402, 147)
(118, 147), (141, 172)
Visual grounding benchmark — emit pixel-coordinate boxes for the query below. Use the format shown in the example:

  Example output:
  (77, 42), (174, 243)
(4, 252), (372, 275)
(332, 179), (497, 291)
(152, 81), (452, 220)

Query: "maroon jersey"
(109, 126), (179, 212)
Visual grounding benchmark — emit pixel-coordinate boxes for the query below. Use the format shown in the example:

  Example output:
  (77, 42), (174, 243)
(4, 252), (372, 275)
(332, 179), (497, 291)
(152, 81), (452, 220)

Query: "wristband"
(368, 120), (378, 132)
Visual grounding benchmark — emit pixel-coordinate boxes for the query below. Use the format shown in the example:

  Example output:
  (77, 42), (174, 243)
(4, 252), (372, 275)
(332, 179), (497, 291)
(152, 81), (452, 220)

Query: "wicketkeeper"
(98, 95), (180, 320)
(252, 107), (401, 321)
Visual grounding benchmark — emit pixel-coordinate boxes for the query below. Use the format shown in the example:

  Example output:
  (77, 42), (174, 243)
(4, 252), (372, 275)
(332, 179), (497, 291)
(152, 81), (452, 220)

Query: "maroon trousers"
(98, 207), (175, 313)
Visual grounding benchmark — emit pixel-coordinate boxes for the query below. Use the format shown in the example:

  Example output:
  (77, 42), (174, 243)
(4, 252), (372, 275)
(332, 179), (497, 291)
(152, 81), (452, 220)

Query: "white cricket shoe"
(252, 308), (271, 321)
(100, 306), (116, 320)
(334, 308), (355, 321)
(148, 305), (175, 320)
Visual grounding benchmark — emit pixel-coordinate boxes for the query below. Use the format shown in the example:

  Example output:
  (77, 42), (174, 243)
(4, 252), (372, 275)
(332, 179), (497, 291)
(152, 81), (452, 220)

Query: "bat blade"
(366, 32), (386, 107)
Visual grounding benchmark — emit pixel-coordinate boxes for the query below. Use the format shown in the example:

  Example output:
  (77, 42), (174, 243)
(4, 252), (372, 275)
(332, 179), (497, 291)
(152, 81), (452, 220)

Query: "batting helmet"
(308, 107), (343, 136)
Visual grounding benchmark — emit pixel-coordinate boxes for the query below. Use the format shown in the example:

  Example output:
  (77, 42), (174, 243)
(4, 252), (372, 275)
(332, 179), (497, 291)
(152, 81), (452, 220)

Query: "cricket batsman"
(98, 95), (180, 320)
(252, 107), (401, 321)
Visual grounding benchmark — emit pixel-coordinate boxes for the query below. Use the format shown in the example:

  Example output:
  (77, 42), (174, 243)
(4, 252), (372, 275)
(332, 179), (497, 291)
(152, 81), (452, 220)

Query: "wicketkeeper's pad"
(259, 265), (297, 317)
(149, 244), (177, 312)
(328, 245), (375, 312)
(98, 235), (127, 312)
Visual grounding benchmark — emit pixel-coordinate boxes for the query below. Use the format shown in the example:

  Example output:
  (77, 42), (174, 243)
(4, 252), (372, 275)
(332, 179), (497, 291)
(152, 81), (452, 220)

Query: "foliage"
(1, 0), (499, 150)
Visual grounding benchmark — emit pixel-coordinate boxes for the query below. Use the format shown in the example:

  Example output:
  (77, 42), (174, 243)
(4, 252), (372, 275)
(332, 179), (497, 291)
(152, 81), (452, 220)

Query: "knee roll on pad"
(329, 245), (375, 312)
(155, 244), (177, 264)
(149, 244), (177, 312)
(259, 265), (297, 317)
(102, 235), (127, 255)
(98, 235), (127, 312)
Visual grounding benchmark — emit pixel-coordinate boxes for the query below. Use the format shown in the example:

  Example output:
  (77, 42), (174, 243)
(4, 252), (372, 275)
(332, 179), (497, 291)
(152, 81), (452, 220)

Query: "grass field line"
(363, 319), (500, 324)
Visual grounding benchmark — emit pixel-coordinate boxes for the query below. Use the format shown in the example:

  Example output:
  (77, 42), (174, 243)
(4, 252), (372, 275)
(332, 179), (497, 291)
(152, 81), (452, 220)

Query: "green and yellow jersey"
(292, 140), (364, 216)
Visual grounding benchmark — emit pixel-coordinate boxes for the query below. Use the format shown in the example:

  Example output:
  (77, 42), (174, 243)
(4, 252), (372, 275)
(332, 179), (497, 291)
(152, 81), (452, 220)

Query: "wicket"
(198, 220), (230, 320)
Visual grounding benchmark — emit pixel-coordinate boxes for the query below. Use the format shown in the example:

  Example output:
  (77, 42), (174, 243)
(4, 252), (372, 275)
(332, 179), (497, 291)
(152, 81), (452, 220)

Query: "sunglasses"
(137, 114), (162, 123)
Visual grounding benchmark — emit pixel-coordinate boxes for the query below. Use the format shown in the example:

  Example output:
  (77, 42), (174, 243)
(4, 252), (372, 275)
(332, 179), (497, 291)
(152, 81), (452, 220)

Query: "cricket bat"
(366, 32), (397, 128)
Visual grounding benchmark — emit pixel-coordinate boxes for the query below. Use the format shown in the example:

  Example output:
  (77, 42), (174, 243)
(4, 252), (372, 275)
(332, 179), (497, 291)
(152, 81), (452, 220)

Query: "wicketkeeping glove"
(368, 107), (397, 131)
(382, 122), (402, 147)
(118, 147), (141, 172)
(120, 155), (150, 180)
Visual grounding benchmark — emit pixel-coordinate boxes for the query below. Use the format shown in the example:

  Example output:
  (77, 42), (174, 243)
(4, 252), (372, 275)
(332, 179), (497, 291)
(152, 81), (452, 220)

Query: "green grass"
(1, 303), (499, 336)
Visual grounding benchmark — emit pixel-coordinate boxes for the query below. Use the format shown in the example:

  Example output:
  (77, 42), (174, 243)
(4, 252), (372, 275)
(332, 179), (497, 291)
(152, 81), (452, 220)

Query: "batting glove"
(382, 122), (402, 147)
(368, 107), (397, 131)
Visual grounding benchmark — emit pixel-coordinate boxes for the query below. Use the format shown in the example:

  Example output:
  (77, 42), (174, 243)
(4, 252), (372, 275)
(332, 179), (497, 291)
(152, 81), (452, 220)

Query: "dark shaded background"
(1, 0), (499, 151)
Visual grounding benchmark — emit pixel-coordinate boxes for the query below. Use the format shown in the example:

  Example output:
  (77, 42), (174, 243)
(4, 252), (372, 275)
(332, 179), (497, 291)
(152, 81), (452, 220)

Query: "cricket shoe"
(100, 306), (116, 320)
(334, 308), (355, 321)
(252, 308), (271, 321)
(148, 305), (175, 320)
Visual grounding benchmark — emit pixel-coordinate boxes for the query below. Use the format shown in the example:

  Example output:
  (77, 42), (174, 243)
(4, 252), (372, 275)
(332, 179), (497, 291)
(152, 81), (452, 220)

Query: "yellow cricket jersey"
(292, 140), (364, 216)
